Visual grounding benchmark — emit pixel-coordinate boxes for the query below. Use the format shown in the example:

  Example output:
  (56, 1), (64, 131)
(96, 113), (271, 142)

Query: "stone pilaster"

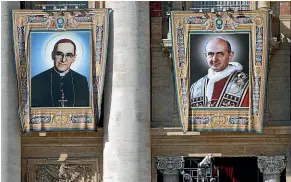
(156, 156), (184, 182)
(103, 2), (151, 182)
(257, 1), (274, 57)
(257, 156), (287, 182)
(1, 1), (21, 182)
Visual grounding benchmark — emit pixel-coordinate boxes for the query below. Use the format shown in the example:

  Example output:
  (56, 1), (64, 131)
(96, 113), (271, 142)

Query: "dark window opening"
(186, 1), (251, 11)
(157, 157), (286, 182)
(20, 1), (88, 10)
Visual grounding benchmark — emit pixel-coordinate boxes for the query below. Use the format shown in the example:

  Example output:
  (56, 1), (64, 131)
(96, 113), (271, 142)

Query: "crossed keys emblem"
(53, 112), (69, 125)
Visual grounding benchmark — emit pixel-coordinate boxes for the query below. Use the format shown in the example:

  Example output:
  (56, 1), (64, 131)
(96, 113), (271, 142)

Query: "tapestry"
(170, 10), (269, 133)
(12, 9), (111, 133)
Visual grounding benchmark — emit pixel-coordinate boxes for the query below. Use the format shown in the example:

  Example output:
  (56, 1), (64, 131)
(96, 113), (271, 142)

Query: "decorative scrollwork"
(257, 156), (286, 174)
(156, 156), (184, 174)
(41, 12), (80, 30)
(35, 164), (93, 182)
(200, 12), (239, 31)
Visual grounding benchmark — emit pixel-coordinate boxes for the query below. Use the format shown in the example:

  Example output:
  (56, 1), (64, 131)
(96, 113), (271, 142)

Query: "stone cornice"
(21, 126), (291, 138)
(279, 15), (291, 20)
(150, 126), (291, 136)
(21, 126), (291, 149)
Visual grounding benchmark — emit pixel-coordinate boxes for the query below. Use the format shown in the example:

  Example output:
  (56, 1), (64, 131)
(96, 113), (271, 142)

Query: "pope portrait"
(31, 38), (89, 107)
(190, 37), (249, 107)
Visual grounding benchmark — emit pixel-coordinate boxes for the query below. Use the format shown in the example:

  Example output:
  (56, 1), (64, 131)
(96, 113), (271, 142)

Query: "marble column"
(286, 150), (291, 182)
(103, 2), (151, 182)
(257, 0), (274, 57)
(156, 156), (184, 182)
(257, 156), (287, 182)
(1, 1), (21, 182)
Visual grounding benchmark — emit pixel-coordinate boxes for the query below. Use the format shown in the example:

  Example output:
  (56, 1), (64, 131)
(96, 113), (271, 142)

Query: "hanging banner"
(12, 9), (110, 133)
(170, 10), (269, 133)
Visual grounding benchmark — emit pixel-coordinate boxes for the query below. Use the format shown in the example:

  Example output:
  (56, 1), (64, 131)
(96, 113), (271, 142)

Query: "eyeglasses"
(54, 51), (75, 61)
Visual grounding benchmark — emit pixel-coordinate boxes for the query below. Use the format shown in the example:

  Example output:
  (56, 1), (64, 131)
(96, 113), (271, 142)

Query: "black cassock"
(31, 68), (89, 107)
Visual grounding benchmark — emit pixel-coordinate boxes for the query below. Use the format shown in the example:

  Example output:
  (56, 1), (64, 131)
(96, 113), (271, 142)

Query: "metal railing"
(182, 167), (219, 182)
(30, 2), (88, 10)
(187, 1), (251, 12)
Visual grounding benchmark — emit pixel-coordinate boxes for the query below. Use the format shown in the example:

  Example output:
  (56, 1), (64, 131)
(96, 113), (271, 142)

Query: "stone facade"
(103, 2), (151, 182)
(151, 15), (180, 128)
(1, 1), (291, 182)
(1, 1), (21, 182)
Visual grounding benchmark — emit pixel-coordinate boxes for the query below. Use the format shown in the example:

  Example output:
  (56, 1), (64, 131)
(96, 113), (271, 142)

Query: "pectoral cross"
(58, 91), (67, 107)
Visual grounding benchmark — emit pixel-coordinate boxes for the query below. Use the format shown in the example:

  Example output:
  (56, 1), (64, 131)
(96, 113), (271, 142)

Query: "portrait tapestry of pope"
(190, 35), (250, 108)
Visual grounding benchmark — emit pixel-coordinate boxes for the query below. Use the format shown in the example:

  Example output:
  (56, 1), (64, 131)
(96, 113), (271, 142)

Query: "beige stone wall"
(151, 16), (180, 128)
(21, 131), (104, 181)
(21, 127), (291, 181)
(266, 43), (291, 123)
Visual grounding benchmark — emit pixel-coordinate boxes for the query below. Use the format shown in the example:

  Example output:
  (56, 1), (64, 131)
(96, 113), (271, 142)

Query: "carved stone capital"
(156, 156), (184, 174)
(257, 156), (286, 174)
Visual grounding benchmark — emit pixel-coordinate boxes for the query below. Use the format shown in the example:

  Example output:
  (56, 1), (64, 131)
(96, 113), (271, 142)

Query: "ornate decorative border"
(23, 157), (100, 182)
(12, 9), (111, 133)
(170, 10), (269, 133)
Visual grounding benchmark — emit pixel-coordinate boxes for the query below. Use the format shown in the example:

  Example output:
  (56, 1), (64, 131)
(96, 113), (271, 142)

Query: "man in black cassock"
(31, 38), (89, 107)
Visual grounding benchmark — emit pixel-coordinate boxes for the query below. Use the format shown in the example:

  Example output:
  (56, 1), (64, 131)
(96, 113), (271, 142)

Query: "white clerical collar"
(54, 68), (70, 77)
(206, 62), (243, 102)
